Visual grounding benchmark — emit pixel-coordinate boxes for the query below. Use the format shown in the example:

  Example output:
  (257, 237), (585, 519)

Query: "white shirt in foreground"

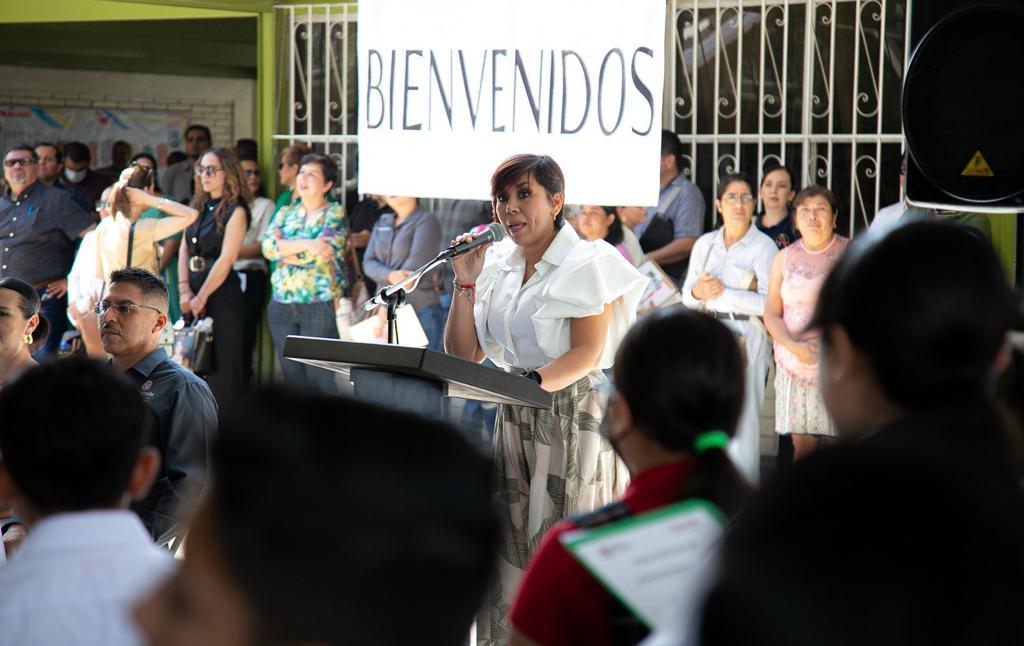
(0, 510), (176, 646)
(474, 224), (649, 371)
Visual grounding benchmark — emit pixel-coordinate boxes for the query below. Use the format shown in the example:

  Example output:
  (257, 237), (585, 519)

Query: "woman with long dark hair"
(510, 307), (749, 646)
(445, 154), (648, 643)
(178, 147), (251, 409)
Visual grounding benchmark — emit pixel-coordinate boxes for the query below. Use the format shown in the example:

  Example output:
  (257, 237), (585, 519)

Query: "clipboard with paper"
(560, 499), (725, 631)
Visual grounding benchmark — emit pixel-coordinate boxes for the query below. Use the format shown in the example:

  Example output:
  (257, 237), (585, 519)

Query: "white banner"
(357, 0), (665, 206)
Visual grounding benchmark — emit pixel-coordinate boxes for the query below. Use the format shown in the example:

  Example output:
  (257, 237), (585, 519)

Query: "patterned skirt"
(476, 370), (629, 645)
(774, 366), (838, 437)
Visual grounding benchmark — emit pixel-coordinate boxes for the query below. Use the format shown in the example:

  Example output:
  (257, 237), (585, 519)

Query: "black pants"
(189, 269), (245, 414)
(237, 268), (268, 391)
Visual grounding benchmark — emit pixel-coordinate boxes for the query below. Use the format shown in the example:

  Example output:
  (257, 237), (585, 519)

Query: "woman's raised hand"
(450, 232), (491, 284)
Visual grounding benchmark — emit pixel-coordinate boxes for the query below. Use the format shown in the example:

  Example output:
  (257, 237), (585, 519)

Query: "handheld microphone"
(438, 222), (505, 260)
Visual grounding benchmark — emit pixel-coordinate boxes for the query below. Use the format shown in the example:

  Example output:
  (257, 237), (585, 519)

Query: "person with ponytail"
(508, 307), (749, 646)
(0, 277), (48, 387)
(95, 162), (199, 284)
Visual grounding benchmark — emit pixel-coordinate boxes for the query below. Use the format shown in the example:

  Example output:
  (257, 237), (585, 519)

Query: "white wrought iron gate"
(276, 0), (910, 233)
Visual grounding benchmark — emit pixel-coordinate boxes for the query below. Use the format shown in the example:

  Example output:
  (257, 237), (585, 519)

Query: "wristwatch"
(525, 370), (543, 385)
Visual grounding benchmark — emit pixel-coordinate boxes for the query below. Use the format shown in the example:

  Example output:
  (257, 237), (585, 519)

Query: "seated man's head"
(0, 359), (157, 525)
(135, 389), (498, 646)
(98, 268), (169, 362)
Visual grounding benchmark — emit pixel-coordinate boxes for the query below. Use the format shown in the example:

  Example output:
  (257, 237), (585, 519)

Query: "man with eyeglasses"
(0, 143), (94, 358)
(98, 267), (217, 550)
(161, 124), (212, 204)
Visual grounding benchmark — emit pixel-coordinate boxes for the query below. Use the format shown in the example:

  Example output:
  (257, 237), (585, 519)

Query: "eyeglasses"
(194, 166), (224, 178)
(796, 206), (833, 218)
(244, 168), (261, 177)
(94, 300), (164, 317)
(721, 194), (755, 205)
(3, 158), (36, 168)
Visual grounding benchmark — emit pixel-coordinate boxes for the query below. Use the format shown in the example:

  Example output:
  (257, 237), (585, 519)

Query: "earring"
(24, 334), (32, 345)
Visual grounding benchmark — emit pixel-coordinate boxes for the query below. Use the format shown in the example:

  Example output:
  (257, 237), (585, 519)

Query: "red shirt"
(509, 459), (695, 646)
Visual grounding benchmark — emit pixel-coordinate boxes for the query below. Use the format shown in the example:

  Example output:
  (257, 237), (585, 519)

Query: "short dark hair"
(811, 221), (1013, 410)
(109, 268), (169, 310)
(185, 124), (212, 144)
(0, 276), (49, 351)
(614, 306), (748, 516)
(0, 359), (148, 513)
(235, 138), (258, 160)
(209, 388), (498, 645)
(718, 173), (755, 200)
(63, 141), (91, 165)
(793, 185), (838, 213)
(298, 153), (339, 192)
(35, 141), (62, 163)
(4, 143), (38, 161)
(491, 154), (566, 227)
(661, 129), (684, 167)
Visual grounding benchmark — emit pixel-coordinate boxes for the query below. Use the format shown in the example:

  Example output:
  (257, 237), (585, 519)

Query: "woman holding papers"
(445, 154), (648, 644)
(682, 174), (778, 484)
(508, 307), (750, 646)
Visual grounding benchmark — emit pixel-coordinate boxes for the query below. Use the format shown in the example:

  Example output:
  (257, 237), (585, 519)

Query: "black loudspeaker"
(902, 2), (1024, 212)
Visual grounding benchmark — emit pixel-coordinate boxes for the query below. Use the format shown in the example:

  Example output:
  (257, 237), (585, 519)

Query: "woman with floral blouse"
(261, 153), (348, 393)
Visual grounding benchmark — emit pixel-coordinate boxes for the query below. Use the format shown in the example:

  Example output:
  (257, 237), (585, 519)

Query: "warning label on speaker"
(961, 150), (994, 177)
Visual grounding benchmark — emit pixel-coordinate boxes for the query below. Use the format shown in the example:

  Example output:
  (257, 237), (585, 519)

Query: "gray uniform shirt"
(362, 207), (443, 311)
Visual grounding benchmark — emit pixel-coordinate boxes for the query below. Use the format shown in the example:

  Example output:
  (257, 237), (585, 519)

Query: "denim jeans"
(34, 289), (70, 360)
(267, 300), (340, 394)
(416, 302), (445, 352)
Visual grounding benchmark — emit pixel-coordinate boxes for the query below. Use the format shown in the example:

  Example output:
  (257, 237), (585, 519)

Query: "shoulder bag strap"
(126, 220), (137, 268)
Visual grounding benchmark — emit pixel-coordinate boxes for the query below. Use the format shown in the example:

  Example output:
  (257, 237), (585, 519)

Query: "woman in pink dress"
(764, 186), (848, 459)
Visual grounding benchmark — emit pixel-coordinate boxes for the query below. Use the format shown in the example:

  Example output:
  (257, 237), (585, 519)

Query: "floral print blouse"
(262, 202), (348, 304)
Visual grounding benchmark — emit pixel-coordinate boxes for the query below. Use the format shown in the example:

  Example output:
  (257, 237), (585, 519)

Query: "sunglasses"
(194, 166), (224, 178)
(244, 169), (260, 177)
(94, 300), (163, 317)
(4, 158), (36, 168)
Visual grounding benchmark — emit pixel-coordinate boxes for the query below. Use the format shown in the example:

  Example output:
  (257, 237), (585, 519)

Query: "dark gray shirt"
(363, 207), (443, 310)
(433, 199), (493, 292)
(126, 348), (217, 548)
(0, 181), (93, 285)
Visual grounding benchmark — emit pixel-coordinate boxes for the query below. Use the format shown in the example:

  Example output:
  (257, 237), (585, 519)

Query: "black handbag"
(171, 318), (214, 376)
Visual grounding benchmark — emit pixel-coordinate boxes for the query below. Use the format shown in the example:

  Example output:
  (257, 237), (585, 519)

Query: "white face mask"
(64, 167), (87, 184)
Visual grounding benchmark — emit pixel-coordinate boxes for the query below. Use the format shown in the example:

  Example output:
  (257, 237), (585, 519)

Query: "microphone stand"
(365, 254), (450, 345)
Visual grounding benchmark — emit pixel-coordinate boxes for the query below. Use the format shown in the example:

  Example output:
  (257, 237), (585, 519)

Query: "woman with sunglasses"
(234, 155), (275, 389)
(179, 148), (251, 408)
(682, 173), (778, 484)
(94, 163), (199, 287)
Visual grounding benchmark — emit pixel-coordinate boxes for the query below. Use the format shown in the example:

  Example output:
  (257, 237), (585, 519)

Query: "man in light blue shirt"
(634, 130), (706, 282)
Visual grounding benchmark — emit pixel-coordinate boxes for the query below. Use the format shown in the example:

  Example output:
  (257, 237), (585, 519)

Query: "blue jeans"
(34, 289), (70, 360)
(416, 302), (445, 352)
(267, 300), (339, 394)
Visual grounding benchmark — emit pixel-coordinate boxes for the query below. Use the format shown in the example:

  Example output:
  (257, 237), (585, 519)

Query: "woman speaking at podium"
(445, 154), (648, 642)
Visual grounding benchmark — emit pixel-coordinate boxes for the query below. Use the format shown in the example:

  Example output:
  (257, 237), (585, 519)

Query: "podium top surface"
(283, 336), (553, 409)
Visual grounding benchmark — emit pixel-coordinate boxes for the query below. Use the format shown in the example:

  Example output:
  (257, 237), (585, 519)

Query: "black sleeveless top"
(186, 199), (248, 262)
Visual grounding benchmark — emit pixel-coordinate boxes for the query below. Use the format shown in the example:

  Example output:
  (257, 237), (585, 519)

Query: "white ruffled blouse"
(473, 224), (649, 371)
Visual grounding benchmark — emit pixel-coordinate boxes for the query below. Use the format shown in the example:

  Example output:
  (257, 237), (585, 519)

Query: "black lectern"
(282, 336), (552, 420)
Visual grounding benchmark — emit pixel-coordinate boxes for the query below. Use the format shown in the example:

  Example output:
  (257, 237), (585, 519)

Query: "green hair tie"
(693, 430), (730, 454)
